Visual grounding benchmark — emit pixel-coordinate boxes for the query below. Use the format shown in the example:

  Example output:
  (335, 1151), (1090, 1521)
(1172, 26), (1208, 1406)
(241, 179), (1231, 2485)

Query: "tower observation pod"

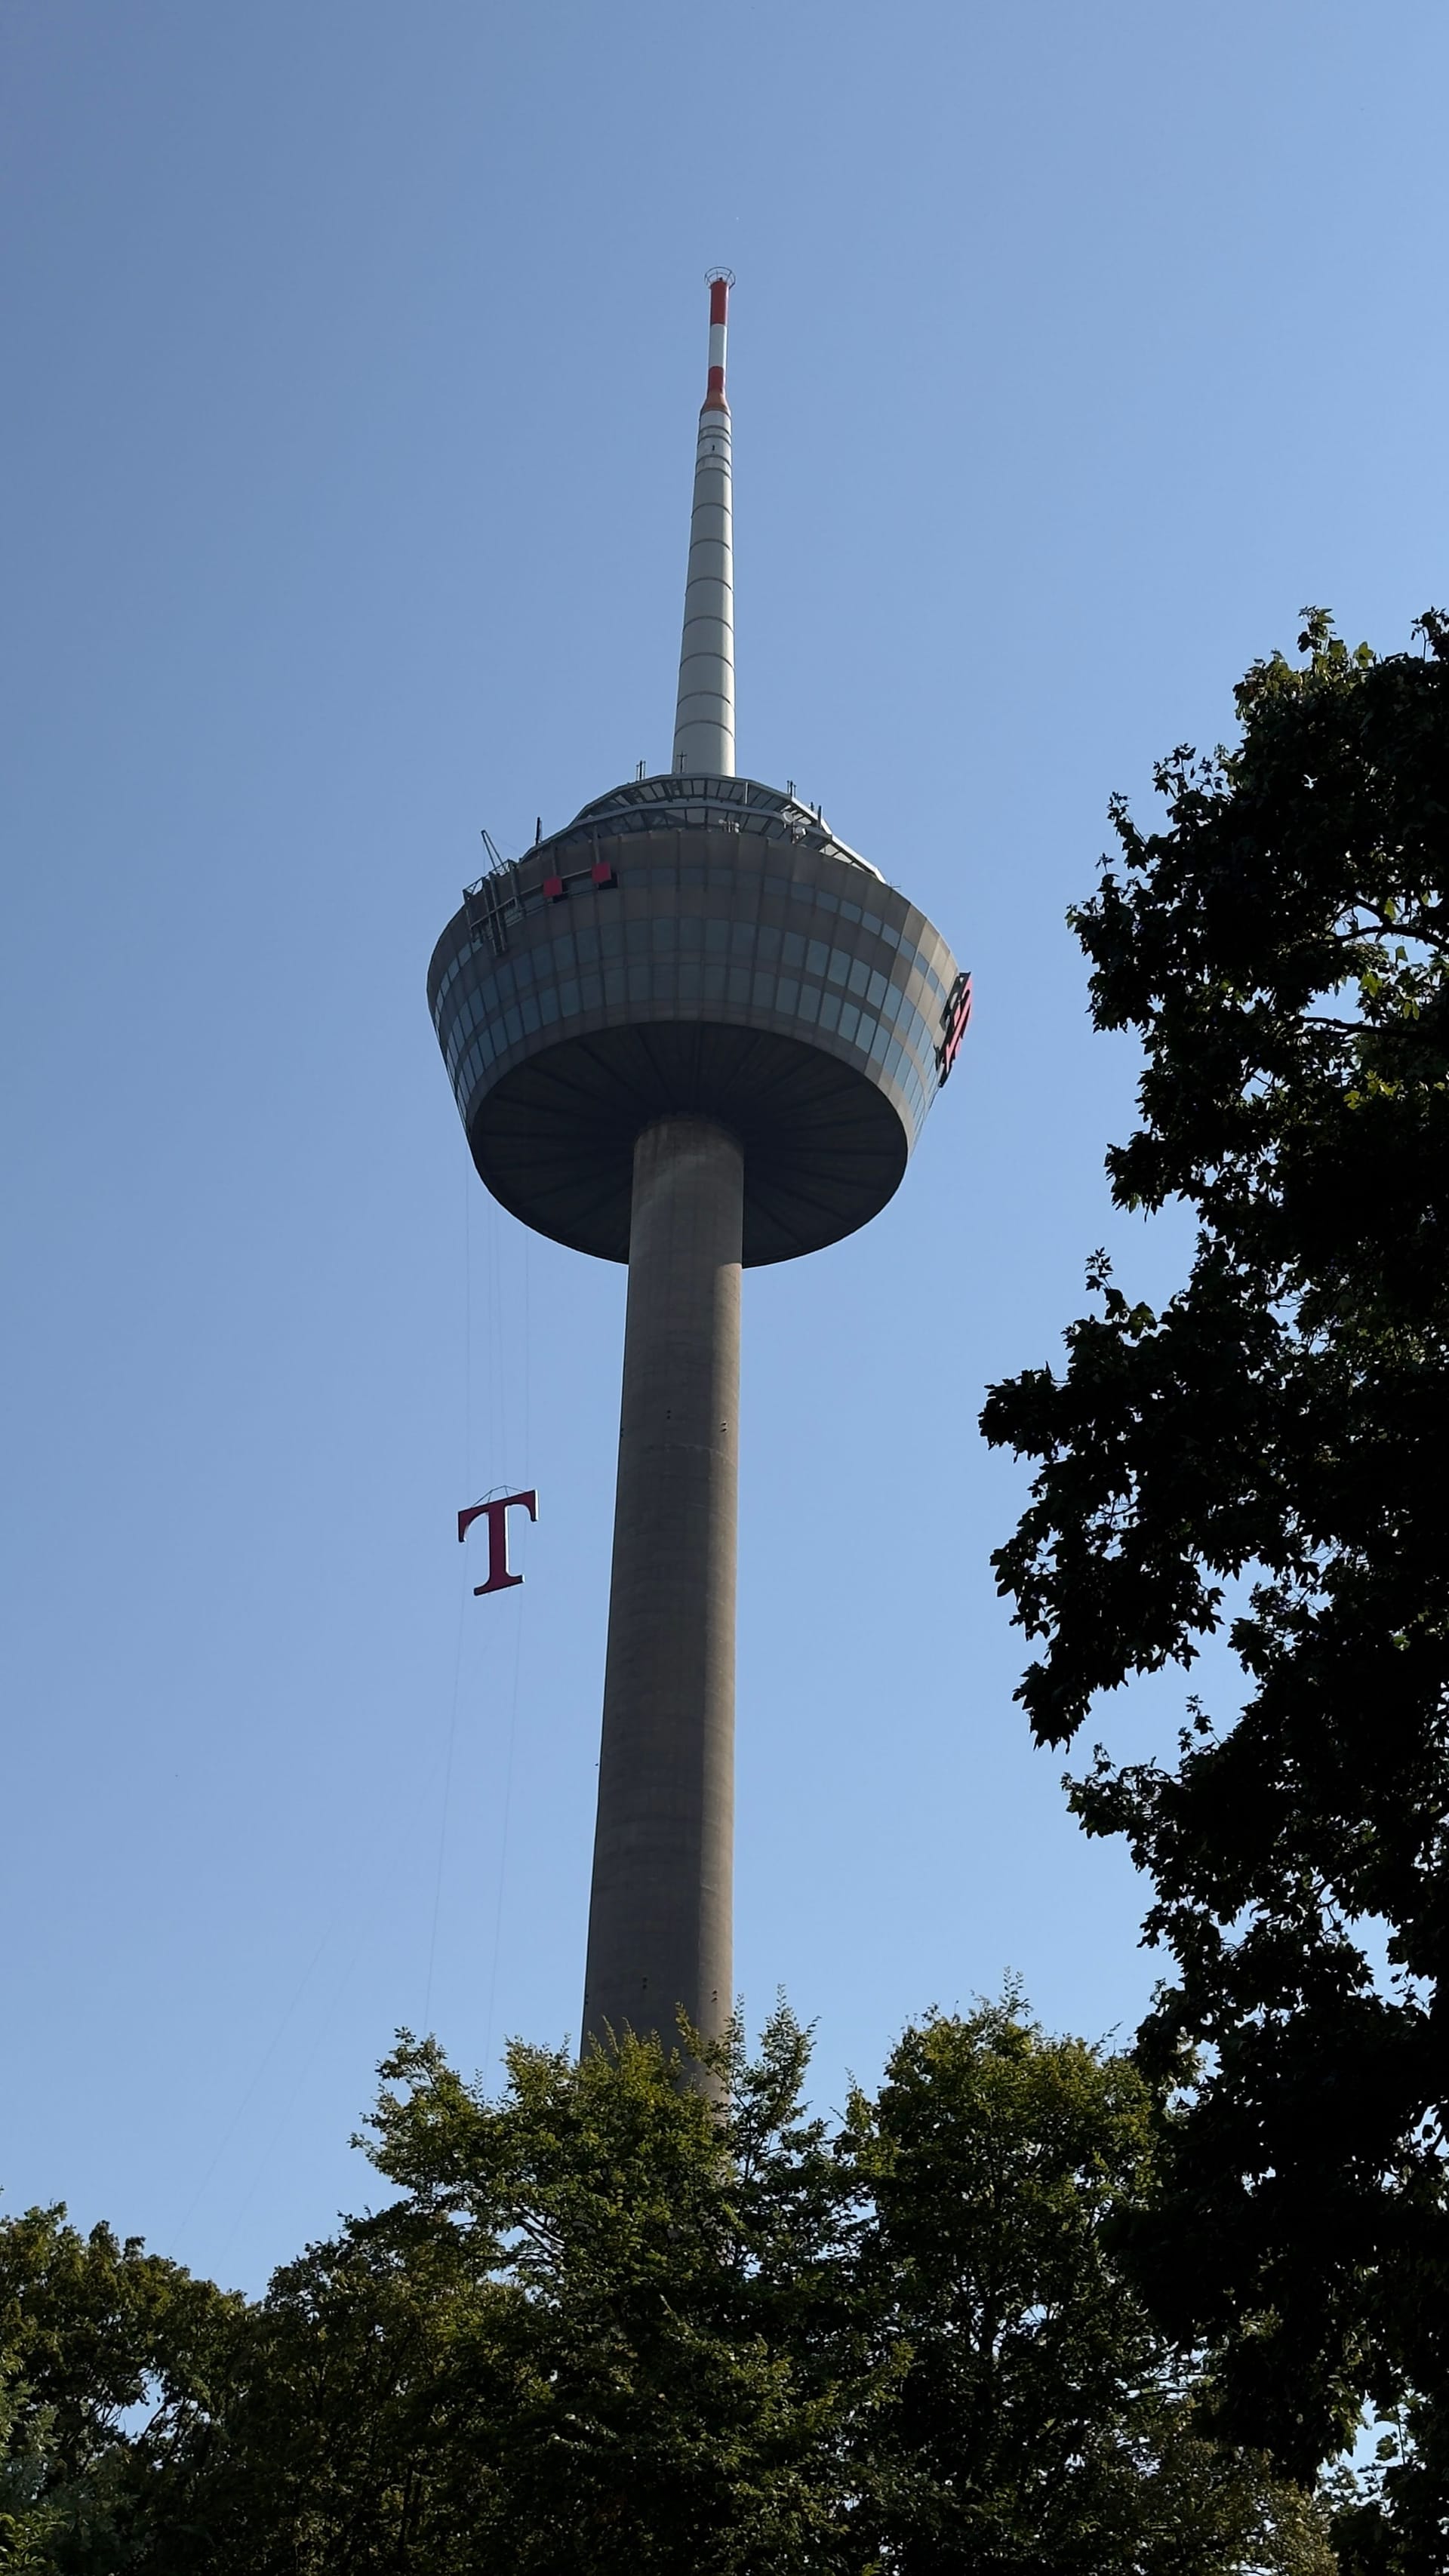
(427, 277), (968, 2070)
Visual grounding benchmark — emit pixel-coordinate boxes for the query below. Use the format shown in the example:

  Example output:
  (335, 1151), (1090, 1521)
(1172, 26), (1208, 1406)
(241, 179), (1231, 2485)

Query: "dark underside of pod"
(466, 1018), (910, 1265)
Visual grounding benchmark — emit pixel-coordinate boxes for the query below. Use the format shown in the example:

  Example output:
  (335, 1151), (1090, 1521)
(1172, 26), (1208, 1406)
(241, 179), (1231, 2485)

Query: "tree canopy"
(982, 609), (1449, 2566)
(1, 2002), (1329, 2571)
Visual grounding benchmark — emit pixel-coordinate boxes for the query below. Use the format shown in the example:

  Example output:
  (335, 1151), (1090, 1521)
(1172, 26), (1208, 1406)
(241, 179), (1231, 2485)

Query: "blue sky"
(3, 0), (1445, 2294)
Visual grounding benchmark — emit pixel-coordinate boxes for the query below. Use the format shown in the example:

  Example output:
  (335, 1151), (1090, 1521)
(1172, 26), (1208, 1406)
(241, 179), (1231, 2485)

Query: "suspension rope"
(484, 1597), (526, 2076)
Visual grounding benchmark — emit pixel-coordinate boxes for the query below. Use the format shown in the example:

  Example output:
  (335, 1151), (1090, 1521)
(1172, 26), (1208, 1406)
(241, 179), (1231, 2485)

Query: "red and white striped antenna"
(672, 271), (736, 777)
(704, 266), (733, 412)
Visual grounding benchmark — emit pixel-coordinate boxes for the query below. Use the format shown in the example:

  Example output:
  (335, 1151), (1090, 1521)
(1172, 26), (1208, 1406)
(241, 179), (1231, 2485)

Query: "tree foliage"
(0, 2004), (1329, 2571)
(981, 610), (1449, 2563)
(849, 1996), (1330, 2574)
(0, 2205), (239, 2570)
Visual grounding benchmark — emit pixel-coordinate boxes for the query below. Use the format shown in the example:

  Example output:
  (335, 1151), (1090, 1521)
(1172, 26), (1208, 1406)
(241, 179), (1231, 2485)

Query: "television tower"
(428, 278), (967, 2061)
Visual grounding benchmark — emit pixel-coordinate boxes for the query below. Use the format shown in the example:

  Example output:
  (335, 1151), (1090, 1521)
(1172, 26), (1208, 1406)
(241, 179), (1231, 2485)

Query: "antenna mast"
(672, 270), (735, 777)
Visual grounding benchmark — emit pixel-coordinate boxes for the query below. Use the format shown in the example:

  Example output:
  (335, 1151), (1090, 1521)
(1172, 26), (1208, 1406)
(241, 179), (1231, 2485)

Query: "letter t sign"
(457, 1491), (538, 1594)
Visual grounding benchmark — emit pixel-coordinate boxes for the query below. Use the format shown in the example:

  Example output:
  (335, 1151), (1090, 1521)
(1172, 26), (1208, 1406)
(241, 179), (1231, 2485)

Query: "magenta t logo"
(457, 1490), (538, 1595)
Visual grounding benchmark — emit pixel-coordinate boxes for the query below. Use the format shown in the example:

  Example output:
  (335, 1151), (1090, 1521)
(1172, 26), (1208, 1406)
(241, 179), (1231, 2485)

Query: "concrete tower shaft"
(583, 1117), (741, 2051)
(672, 272), (734, 777)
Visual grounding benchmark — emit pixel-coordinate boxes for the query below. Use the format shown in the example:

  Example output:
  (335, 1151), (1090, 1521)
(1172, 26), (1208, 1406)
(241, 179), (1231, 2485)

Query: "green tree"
(0, 2353), (112, 2574)
(981, 611), (1449, 2564)
(5, 2006), (1335, 2571)
(156, 2011), (875, 2574)
(0, 2202), (238, 2571)
(158, 2006), (1327, 2573)
(848, 1996), (1331, 2574)
(138, 2200), (515, 2571)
